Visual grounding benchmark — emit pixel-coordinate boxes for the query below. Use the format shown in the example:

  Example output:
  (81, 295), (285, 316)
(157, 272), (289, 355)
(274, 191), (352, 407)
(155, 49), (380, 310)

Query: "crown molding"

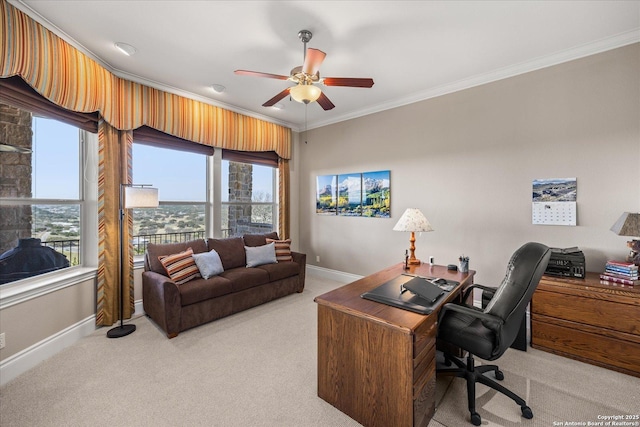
(304, 29), (640, 131)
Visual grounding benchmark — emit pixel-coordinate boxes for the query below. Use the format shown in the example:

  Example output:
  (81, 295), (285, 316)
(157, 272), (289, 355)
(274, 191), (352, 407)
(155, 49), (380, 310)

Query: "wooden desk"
(315, 263), (475, 427)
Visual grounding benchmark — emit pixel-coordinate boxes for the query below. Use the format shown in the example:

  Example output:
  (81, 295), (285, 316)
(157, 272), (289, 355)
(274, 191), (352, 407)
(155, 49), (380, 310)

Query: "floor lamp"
(393, 208), (433, 265)
(107, 184), (158, 338)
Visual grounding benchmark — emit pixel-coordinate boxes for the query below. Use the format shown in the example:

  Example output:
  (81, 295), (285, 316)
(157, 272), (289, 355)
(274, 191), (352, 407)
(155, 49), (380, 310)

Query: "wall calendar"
(532, 178), (577, 226)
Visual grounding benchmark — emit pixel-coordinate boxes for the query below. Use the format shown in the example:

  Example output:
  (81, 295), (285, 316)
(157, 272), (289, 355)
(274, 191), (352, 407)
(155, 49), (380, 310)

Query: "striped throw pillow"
(158, 248), (201, 284)
(266, 238), (293, 262)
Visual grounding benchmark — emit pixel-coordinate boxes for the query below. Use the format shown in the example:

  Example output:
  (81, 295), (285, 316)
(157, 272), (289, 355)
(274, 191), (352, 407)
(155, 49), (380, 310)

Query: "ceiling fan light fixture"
(290, 84), (321, 104)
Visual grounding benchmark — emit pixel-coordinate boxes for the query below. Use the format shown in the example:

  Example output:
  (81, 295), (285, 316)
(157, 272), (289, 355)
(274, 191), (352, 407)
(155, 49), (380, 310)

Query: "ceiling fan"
(235, 30), (374, 111)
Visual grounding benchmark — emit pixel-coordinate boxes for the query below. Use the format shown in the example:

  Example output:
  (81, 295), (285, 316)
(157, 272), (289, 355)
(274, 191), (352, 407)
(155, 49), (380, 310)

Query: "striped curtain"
(278, 158), (290, 240)
(97, 121), (134, 326)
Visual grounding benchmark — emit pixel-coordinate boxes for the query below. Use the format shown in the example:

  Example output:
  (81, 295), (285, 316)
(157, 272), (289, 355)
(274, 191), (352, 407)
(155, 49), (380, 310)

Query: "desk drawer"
(532, 315), (640, 377)
(532, 289), (640, 335)
(413, 316), (436, 359)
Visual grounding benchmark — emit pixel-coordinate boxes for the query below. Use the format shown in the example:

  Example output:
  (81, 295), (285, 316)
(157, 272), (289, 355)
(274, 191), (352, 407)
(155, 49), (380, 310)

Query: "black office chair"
(436, 242), (551, 426)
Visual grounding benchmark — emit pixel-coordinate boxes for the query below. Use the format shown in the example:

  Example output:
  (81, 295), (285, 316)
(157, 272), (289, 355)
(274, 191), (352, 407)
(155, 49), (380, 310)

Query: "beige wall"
(0, 276), (95, 360)
(297, 44), (640, 285)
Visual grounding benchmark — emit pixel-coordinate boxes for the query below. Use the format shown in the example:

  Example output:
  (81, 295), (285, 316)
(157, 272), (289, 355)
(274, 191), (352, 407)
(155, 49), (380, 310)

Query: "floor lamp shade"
(107, 184), (159, 338)
(124, 186), (159, 208)
(393, 208), (433, 265)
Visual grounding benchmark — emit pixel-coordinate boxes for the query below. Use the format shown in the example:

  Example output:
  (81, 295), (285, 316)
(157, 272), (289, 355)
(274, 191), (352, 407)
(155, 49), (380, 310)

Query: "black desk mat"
(361, 274), (458, 314)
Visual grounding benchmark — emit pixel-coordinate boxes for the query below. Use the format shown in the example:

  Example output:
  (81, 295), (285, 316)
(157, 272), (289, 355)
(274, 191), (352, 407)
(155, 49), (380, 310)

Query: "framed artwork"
(338, 173), (362, 216)
(317, 170), (390, 218)
(362, 170), (390, 218)
(316, 175), (337, 214)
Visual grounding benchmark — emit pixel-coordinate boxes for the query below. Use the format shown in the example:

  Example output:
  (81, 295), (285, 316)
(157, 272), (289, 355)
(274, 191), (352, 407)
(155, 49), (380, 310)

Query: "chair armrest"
(439, 302), (504, 333)
(461, 283), (497, 302)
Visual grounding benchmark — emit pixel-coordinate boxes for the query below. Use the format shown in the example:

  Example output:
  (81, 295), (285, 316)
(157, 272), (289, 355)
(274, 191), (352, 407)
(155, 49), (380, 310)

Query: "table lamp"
(107, 184), (159, 338)
(610, 212), (640, 265)
(393, 208), (433, 265)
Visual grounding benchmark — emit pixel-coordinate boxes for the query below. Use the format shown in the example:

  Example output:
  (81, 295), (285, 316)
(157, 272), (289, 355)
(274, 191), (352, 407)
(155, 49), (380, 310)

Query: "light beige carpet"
(1, 275), (639, 427)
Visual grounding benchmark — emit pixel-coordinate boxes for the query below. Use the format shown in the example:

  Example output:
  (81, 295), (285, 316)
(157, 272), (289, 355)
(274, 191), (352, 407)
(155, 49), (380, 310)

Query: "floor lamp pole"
(107, 184), (136, 338)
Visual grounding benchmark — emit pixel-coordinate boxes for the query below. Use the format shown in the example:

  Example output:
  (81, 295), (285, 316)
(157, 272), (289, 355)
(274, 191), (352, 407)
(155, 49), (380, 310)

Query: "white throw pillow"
(245, 242), (277, 268)
(192, 249), (224, 279)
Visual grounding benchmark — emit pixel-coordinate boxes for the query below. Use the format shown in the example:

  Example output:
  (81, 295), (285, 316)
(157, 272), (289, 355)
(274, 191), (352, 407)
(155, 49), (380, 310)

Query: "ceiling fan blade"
(322, 77), (374, 88)
(316, 92), (335, 111)
(302, 48), (326, 76)
(262, 87), (292, 107)
(235, 70), (289, 80)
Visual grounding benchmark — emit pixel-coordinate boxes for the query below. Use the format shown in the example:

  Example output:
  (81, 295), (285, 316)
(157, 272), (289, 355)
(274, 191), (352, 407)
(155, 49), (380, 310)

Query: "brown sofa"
(142, 232), (306, 338)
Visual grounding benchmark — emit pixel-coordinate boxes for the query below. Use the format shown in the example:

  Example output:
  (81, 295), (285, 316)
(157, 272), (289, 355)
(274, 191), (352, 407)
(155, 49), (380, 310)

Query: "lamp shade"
(393, 208), (433, 232)
(290, 84), (321, 104)
(610, 212), (640, 237)
(124, 186), (159, 209)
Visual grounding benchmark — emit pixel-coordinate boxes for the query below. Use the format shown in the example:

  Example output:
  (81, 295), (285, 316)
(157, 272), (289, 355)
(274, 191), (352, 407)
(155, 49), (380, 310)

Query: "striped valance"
(0, 0), (291, 159)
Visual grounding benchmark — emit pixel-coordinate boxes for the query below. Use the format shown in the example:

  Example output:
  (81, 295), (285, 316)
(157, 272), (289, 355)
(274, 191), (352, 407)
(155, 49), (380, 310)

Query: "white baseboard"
(0, 315), (96, 387)
(0, 300), (146, 387)
(307, 265), (363, 284)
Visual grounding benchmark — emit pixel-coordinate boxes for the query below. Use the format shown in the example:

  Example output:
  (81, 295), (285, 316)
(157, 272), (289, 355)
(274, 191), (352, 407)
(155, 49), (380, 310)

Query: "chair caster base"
(522, 405), (533, 419)
(471, 412), (481, 426)
(495, 369), (504, 380)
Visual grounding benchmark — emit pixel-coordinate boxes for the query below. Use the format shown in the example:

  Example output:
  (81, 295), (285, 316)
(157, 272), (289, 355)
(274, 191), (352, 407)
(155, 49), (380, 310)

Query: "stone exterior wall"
(227, 162), (253, 236)
(0, 103), (33, 254)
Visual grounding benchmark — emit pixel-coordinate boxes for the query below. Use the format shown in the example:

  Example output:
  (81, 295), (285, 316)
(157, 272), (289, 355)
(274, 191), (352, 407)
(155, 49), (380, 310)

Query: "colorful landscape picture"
(338, 173), (362, 216)
(362, 170), (390, 218)
(316, 175), (337, 214)
(317, 170), (391, 217)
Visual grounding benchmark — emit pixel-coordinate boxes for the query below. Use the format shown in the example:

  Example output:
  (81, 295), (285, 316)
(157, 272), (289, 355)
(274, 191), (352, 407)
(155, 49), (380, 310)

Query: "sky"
(31, 117), (274, 202)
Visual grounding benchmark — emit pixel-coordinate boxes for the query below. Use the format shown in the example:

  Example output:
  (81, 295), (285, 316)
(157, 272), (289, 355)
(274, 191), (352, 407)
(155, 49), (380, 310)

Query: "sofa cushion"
(255, 261), (300, 282)
(243, 232), (279, 247)
(220, 267), (270, 293)
(266, 238), (293, 262)
(193, 249), (224, 279)
(179, 275), (232, 306)
(159, 248), (201, 284)
(208, 237), (246, 270)
(245, 242), (277, 267)
(147, 239), (207, 274)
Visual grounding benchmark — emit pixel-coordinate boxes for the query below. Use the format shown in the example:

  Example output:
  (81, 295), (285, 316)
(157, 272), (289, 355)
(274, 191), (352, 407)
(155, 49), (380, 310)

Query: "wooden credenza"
(531, 273), (640, 378)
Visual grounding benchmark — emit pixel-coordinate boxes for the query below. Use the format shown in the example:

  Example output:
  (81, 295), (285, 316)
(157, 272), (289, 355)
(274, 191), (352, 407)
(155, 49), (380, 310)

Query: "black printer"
(544, 247), (585, 278)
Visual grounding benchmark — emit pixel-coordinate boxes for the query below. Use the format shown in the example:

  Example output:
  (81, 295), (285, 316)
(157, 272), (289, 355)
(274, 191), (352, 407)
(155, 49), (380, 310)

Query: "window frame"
(220, 158), (278, 238)
(0, 120), (99, 303)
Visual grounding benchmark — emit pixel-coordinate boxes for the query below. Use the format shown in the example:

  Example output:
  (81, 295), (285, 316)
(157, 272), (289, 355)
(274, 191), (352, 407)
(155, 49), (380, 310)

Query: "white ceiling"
(9, 0), (640, 132)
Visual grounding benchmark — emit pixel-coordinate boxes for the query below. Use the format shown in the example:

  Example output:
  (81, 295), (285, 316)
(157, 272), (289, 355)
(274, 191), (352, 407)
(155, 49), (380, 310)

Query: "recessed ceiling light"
(272, 103), (284, 110)
(114, 42), (137, 56)
(211, 84), (226, 93)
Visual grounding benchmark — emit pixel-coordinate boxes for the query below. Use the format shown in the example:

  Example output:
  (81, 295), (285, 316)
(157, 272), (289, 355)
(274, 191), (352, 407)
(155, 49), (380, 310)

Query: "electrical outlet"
(316, 255), (320, 263)
(0, 333), (5, 350)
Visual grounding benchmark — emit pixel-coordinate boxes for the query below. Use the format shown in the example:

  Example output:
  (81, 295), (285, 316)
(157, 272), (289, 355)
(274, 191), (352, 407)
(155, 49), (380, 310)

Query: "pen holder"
(459, 259), (469, 273)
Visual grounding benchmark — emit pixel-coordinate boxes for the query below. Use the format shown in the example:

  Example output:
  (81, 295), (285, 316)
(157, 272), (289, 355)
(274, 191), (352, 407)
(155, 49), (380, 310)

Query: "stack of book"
(600, 260), (639, 287)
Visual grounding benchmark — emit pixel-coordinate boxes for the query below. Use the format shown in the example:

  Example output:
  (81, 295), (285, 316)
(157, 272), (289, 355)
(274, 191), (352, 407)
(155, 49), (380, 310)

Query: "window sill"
(0, 267), (97, 310)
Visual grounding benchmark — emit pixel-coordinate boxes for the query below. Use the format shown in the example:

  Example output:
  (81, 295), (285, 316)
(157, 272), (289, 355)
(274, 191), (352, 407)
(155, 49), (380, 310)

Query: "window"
(131, 145), (278, 249)
(132, 144), (207, 254)
(0, 106), (94, 285)
(221, 160), (277, 238)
